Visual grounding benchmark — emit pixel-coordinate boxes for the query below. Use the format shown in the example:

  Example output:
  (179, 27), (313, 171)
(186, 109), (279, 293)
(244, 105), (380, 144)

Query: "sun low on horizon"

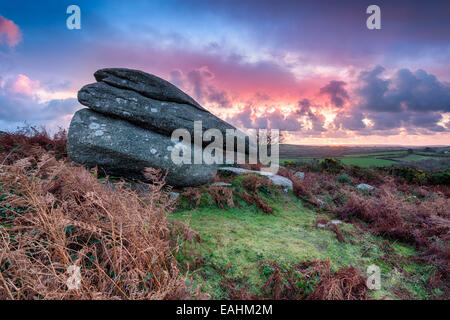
(0, 0), (449, 146)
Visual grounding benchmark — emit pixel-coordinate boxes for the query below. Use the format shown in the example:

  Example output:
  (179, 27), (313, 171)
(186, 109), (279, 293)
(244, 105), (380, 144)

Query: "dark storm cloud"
(393, 69), (450, 112)
(331, 65), (450, 134)
(357, 66), (392, 112)
(334, 109), (447, 134)
(370, 111), (445, 133)
(409, 112), (445, 132)
(334, 112), (366, 131)
(358, 66), (450, 113)
(319, 81), (349, 108)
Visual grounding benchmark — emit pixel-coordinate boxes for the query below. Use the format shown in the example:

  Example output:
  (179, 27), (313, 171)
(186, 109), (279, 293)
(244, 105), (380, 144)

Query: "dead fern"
(0, 150), (197, 300)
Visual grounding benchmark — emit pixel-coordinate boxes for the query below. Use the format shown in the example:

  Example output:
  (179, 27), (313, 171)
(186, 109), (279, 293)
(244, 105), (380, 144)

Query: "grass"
(400, 154), (439, 162)
(280, 157), (314, 165)
(343, 151), (406, 157)
(171, 180), (431, 299)
(338, 157), (397, 167)
(281, 150), (448, 168)
(1, 128), (447, 300)
(0, 129), (197, 300)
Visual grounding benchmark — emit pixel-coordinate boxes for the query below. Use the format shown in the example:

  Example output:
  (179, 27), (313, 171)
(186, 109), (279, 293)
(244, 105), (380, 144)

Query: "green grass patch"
(338, 157), (398, 167)
(171, 185), (428, 299)
(342, 151), (407, 157)
(399, 154), (440, 162)
(280, 157), (314, 165)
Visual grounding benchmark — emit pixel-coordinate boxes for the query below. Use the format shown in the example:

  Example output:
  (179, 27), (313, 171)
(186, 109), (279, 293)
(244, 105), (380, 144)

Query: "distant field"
(280, 148), (450, 168)
(280, 157), (313, 164)
(345, 151), (406, 157)
(339, 157), (397, 166)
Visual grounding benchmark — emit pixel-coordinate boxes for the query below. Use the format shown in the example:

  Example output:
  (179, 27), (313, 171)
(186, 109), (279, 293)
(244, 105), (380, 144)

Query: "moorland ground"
(0, 128), (448, 300)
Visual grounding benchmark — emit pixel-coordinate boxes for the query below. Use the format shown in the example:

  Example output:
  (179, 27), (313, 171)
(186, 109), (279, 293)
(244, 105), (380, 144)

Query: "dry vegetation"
(179, 173), (274, 214)
(223, 260), (368, 300)
(0, 128), (448, 300)
(0, 128), (197, 299)
(280, 162), (450, 299)
(176, 169), (374, 300)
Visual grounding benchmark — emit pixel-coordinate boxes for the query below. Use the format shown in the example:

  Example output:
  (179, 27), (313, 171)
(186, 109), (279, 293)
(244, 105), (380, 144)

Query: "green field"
(280, 157), (313, 165)
(339, 157), (397, 166)
(344, 151), (406, 157)
(281, 150), (447, 168)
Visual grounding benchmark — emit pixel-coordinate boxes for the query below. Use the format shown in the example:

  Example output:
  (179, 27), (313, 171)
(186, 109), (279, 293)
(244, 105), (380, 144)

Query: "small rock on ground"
(356, 183), (376, 191)
(294, 171), (305, 179)
(210, 182), (232, 187)
(317, 220), (343, 228)
(169, 192), (180, 200)
(218, 167), (293, 190)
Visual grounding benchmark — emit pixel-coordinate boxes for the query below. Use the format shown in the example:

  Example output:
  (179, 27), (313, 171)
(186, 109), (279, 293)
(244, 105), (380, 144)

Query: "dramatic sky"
(1, 0), (449, 145)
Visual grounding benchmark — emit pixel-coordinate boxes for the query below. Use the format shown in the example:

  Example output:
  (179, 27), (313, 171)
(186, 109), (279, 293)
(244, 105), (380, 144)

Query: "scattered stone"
(210, 182), (232, 187)
(294, 171), (305, 179)
(317, 220), (343, 228)
(217, 167), (256, 175)
(356, 183), (376, 191)
(218, 167), (293, 190)
(169, 192), (180, 200)
(268, 175), (293, 191)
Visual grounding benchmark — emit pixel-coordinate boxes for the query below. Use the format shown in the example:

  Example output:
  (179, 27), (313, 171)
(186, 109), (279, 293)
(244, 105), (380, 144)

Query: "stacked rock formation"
(67, 68), (249, 187)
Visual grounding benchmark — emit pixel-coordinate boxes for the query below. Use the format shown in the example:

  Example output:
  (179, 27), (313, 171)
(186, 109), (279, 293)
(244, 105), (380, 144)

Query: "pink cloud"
(0, 15), (22, 47)
(76, 42), (332, 104)
(10, 74), (39, 96)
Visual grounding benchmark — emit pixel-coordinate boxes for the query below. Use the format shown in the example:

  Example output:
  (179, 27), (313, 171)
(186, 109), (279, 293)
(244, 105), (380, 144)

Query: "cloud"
(186, 66), (214, 102)
(333, 110), (365, 131)
(171, 67), (233, 109)
(230, 105), (254, 128)
(369, 111), (445, 133)
(205, 85), (232, 109)
(0, 15), (22, 47)
(0, 74), (80, 129)
(169, 69), (185, 88)
(230, 104), (302, 131)
(265, 109), (302, 131)
(338, 66), (449, 134)
(296, 99), (326, 134)
(358, 66), (450, 113)
(1, 0), (448, 144)
(0, 94), (79, 122)
(319, 80), (349, 107)
(8, 74), (39, 96)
